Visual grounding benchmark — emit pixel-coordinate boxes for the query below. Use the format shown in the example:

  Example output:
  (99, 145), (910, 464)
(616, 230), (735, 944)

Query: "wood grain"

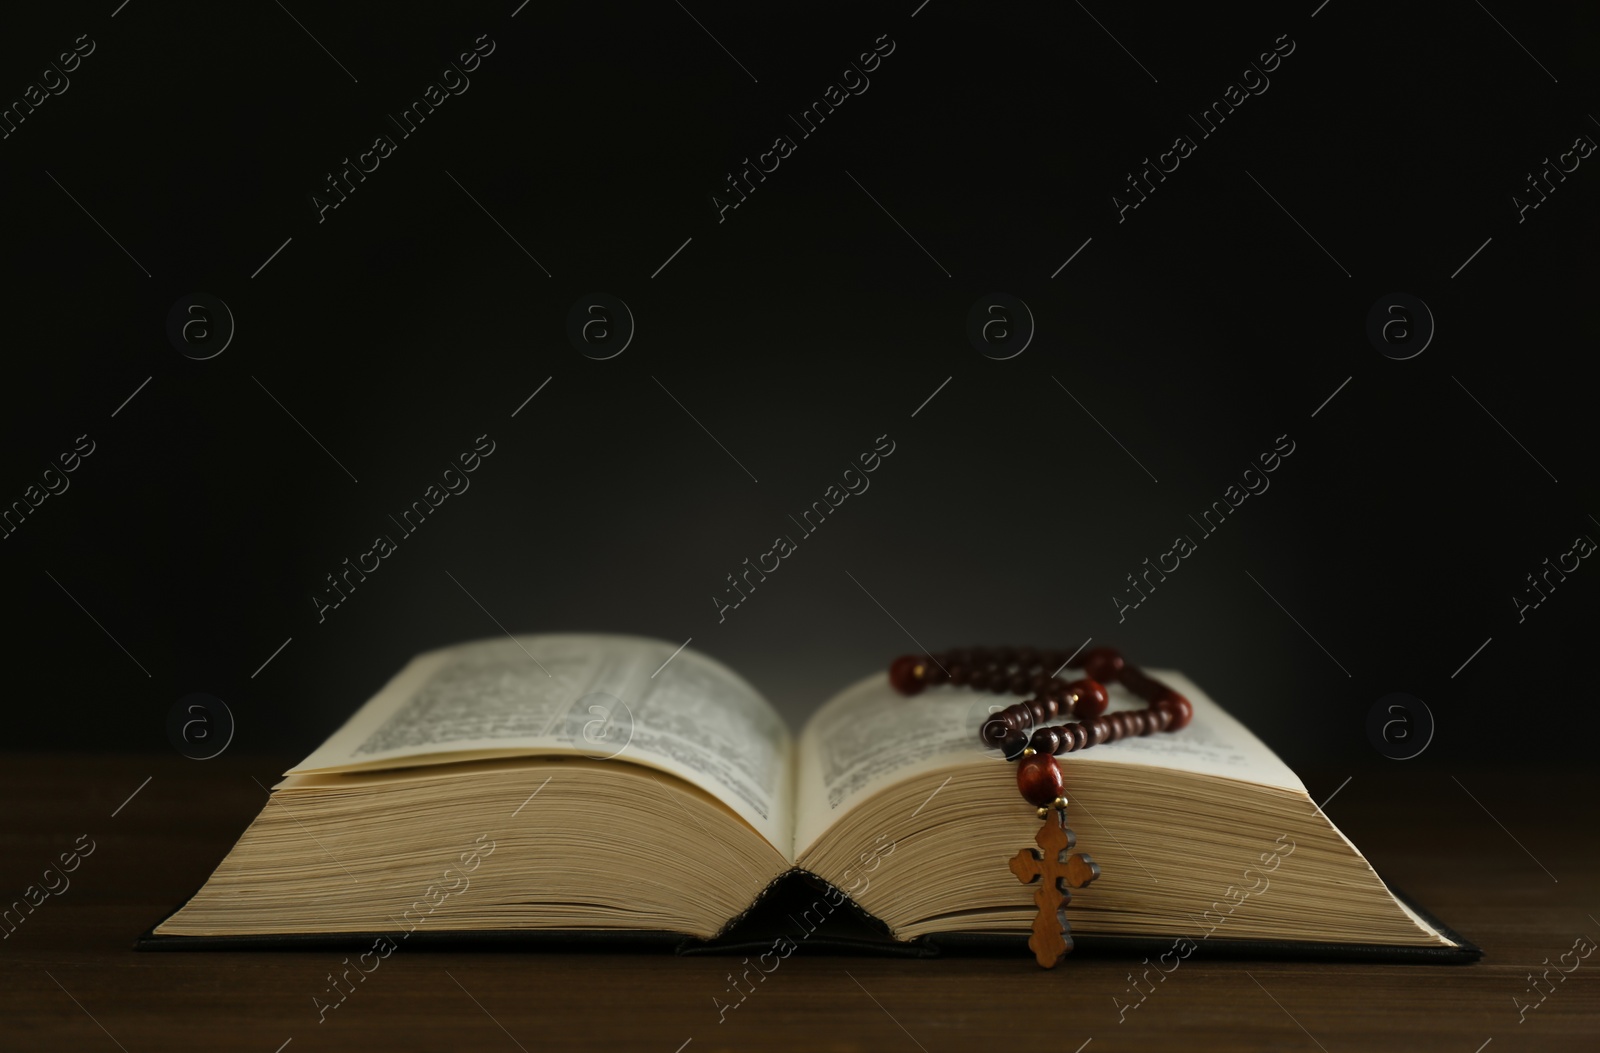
(1008, 810), (1098, 967)
(0, 754), (1595, 1052)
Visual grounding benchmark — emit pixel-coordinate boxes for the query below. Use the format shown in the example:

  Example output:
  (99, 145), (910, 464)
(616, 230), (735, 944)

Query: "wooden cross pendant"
(1008, 808), (1099, 968)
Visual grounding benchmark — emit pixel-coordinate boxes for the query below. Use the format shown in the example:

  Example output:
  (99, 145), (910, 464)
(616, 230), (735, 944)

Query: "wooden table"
(1, 755), (1594, 1052)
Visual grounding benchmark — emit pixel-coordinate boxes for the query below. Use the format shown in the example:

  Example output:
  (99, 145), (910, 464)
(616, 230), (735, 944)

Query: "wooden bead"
(1029, 726), (1062, 755)
(1117, 664), (1160, 701)
(1082, 647), (1124, 682)
(1069, 679), (1109, 719)
(979, 713), (1010, 747)
(889, 655), (926, 695)
(907, 645), (1193, 754)
(1155, 690), (1193, 730)
(1016, 752), (1065, 806)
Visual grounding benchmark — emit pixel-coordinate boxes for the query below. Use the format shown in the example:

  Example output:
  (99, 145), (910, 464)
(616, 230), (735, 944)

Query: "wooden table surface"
(1, 754), (1594, 1052)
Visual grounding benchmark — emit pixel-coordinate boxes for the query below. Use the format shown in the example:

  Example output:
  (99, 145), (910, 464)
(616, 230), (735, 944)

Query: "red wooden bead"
(1081, 647), (1124, 682)
(979, 713), (1010, 747)
(948, 663), (970, 685)
(1117, 665), (1159, 701)
(1155, 690), (1193, 730)
(968, 668), (993, 691)
(888, 655), (927, 695)
(1008, 672), (1032, 695)
(1069, 678), (1109, 719)
(1016, 752), (1064, 806)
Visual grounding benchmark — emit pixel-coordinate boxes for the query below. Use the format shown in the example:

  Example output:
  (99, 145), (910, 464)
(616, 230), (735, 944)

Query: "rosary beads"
(886, 645), (1194, 966)
(888, 644), (1192, 805)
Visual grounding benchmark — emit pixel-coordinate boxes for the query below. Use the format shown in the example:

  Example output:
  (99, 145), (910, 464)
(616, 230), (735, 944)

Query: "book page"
(288, 634), (792, 850)
(793, 669), (1301, 855)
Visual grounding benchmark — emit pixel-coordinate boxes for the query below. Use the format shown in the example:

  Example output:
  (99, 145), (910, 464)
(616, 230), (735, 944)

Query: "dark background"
(0, 0), (1593, 781)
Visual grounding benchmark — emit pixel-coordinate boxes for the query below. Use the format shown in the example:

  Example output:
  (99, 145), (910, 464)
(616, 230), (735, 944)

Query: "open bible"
(146, 634), (1475, 960)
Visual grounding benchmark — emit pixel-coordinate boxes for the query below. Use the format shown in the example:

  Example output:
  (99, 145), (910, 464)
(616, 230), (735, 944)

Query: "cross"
(1008, 809), (1099, 968)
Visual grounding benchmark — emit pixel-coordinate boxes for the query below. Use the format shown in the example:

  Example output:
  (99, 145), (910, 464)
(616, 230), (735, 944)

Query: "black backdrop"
(1, 1), (1594, 778)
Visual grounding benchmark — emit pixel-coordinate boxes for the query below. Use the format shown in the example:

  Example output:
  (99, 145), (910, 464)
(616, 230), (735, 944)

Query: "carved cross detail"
(1008, 809), (1099, 968)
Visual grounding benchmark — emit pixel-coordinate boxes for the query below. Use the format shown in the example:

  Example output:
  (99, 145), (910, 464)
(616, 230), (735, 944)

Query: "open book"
(149, 634), (1473, 958)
